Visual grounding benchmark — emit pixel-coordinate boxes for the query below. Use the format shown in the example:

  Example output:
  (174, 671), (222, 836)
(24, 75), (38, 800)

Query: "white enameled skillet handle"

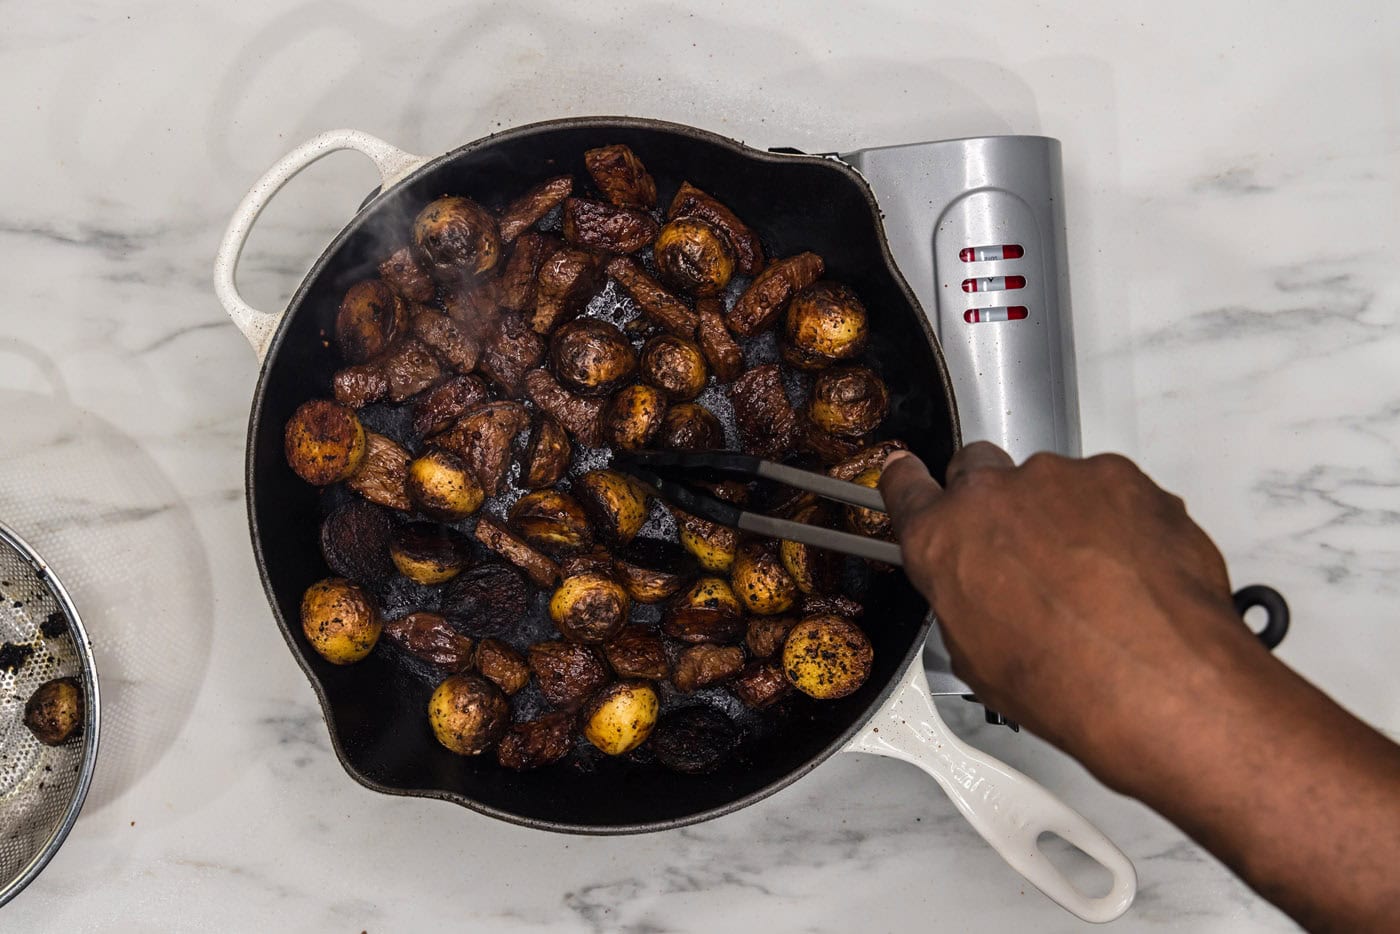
(213, 130), (428, 360)
(845, 659), (1136, 923)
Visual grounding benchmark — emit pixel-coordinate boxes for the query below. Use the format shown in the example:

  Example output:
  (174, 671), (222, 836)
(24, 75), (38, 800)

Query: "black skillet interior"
(248, 117), (959, 832)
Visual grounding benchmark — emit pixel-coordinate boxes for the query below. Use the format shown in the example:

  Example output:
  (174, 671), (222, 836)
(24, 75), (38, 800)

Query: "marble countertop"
(2, 1), (1396, 930)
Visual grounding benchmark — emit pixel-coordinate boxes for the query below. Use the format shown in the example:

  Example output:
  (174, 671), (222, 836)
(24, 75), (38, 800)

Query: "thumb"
(878, 451), (944, 539)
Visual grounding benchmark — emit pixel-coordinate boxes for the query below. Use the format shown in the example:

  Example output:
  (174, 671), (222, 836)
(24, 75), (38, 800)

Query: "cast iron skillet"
(216, 117), (1158, 922)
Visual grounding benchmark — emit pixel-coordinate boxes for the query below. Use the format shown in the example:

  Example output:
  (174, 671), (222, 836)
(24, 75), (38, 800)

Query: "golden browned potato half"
(640, 335), (709, 401)
(390, 523), (469, 584)
(574, 469), (650, 546)
(335, 279), (407, 363)
(782, 614), (874, 699)
(549, 571), (630, 644)
(603, 383), (668, 451)
(509, 490), (593, 553)
(301, 577), (382, 665)
(730, 541), (799, 615)
(23, 677), (83, 746)
(676, 511), (738, 573)
(653, 217), (736, 297)
(658, 402), (725, 452)
(284, 399), (367, 486)
(845, 466), (894, 540)
(782, 281), (868, 369)
(581, 680), (660, 755)
(779, 504), (840, 594)
(428, 673), (511, 755)
(662, 576), (745, 644)
(413, 195), (501, 282)
(807, 366), (890, 439)
(550, 318), (638, 396)
(406, 449), (484, 520)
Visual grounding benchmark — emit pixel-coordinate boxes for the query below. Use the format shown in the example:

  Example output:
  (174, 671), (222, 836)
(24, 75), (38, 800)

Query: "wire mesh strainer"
(0, 520), (99, 908)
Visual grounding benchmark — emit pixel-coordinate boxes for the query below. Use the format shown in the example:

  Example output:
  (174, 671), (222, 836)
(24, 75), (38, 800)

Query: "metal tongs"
(615, 450), (904, 566)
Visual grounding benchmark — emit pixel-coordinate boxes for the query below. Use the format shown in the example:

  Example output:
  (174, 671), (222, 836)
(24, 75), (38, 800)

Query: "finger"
(878, 451), (944, 535)
(945, 441), (1015, 487)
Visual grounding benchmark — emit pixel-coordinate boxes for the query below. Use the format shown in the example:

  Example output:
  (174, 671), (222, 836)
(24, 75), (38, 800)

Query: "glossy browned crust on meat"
(695, 298), (743, 382)
(531, 247), (604, 335)
(602, 625), (672, 680)
(498, 175), (573, 243)
(429, 400), (530, 493)
(383, 611), (474, 670)
(379, 247), (436, 303)
(801, 593), (864, 619)
(562, 198), (660, 254)
(497, 710), (575, 770)
(731, 661), (793, 709)
(668, 181), (764, 275)
(585, 144), (657, 209)
(479, 312), (546, 398)
(347, 431), (412, 511)
(528, 640), (610, 709)
(411, 306), (481, 373)
(672, 644), (744, 692)
(473, 515), (561, 588)
(729, 363), (798, 460)
(522, 414), (572, 489)
(381, 337), (446, 402)
(745, 615), (800, 658)
(826, 440), (908, 482)
(524, 369), (605, 447)
(332, 363), (389, 409)
(412, 374), (491, 438)
(474, 637), (531, 695)
(728, 252), (824, 337)
(604, 257), (698, 338)
(498, 232), (555, 312)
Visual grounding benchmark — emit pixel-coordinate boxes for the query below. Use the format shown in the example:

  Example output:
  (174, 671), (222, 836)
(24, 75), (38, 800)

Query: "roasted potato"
(562, 197), (660, 254)
(659, 402), (725, 452)
(672, 644), (744, 693)
(731, 661), (793, 709)
(675, 510), (738, 573)
(528, 640), (610, 708)
(379, 247), (436, 303)
(612, 539), (690, 604)
(550, 318), (637, 396)
(319, 499), (395, 582)
(603, 383), (667, 451)
(605, 257), (698, 338)
(497, 710), (575, 770)
(336, 279), (407, 363)
(581, 681), (659, 755)
(845, 466), (894, 540)
(779, 504), (840, 594)
(807, 366), (889, 439)
(414, 195), (501, 282)
(390, 522), (469, 584)
(663, 576), (744, 643)
(406, 449), (484, 520)
(301, 578), (382, 664)
(347, 431), (413, 511)
(695, 298), (744, 382)
(441, 562), (531, 638)
(498, 175), (573, 242)
(574, 469), (649, 546)
(782, 282), (869, 369)
(653, 217), (735, 297)
(668, 182), (764, 275)
(585, 144), (657, 209)
(729, 364), (799, 460)
(640, 334), (709, 401)
(549, 571), (630, 644)
(509, 490), (593, 553)
(284, 400), (367, 486)
(651, 705), (739, 773)
(730, 541), (799, 615)
(522, 414), (572, 489)
(745, 615), (800, 658)
(602, 624), (671, 680)
(23, 677), (83, 746)
(472, 515), (561, 588)
(782, 614), (873, 699)
(729, 252), (824, 336)
(383, 611), (474, 670)
(428, 673), (510, 755)
(474, 637), (531, 695)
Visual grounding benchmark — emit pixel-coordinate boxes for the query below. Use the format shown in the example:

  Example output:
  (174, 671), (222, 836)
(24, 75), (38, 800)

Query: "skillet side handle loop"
(846, 660), (1137, 923)
(213, 130), (427, 361)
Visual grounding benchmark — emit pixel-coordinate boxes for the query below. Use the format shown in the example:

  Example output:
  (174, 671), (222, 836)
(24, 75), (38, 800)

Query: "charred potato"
(390, 522), (469, 584)
(585, 144), (657, 209)
(528, 640), (610, 708)
(675, 511), (738, 573)
(612, 540), (690, 604)
(653, 217), (735, 297)
(807, 366), (889, 439)
(23, 677), (83, 746)
(779, 504), (840, 594)
(651, 706), (739, 773)
(336, 279), (407, 363)
(300, 578), (382, 664)
(663, 576), (744, 643)
(497, 710), (575, 770)
(284, 400), (367, 486)
(581, 680), (659, 755)
(603, 625), (671, 680)
(782, 614), (873, 699)
(640, 335), (709, 401)
(574, 469), (649, 546)
(659, 402), (724, 452)
(347, 431), (413, 512)
(783, 282), (869, 369)
(413, 195), (501, 282)
(603, 383), (667, 451)
(428, 673), (510, 755)
(550, 318), (637, 396)
(668, 182), (764, 275)
(672, 644), (744, 693)
(845, 466), (894, 540)
(509, 490), (593, 553)
(522, 414), (572, 489)
(383, 611), (474, 670)
(319, 499), (395, 583)
(441, 562), (531, 638)
(730, 541), (799, 615)
(406, 449), (484, 520)
(474, 637), (531, 695)
(549, 571), (630, 644)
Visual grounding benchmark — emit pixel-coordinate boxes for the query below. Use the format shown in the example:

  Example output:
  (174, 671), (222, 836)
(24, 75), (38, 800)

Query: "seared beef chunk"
(521, 414), (572, 490)
(480, 312), (546, 398)
(602, 625), (671, 680)
(411, 306), (481, 373)
(474, 638), (531, 695)
(379, 247), (436, 303)
(528, 640), (610, 709)
(346, 431), (412, 511)
(428, 401), (529, 494)
(731, 661), (793, 709)
(440, 562), (531, 638)
(652, 706), (740, 774)
(745, 615), (800, 659)
(561, 197), (660, 254)
(729, 364), (798, 460)
(383, 611), (475, 670)
(530, 247), (603, 335)
(672, 644), (744, 692)
(499, 232), (554, 312)
(472, 516), (561, 588)
(728, 252), (823, 336)
(524, 369), (605, 447)
(498, 175), (573, 243)
(411, 374), (491, 438)
(497, 710), (575, 770)
(584, 144), (657, 209)
(695, 298), (743, 382)
(604, 257), (697, 338)
(667, 182), (765, 275)
(332, 363), (389, 409)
